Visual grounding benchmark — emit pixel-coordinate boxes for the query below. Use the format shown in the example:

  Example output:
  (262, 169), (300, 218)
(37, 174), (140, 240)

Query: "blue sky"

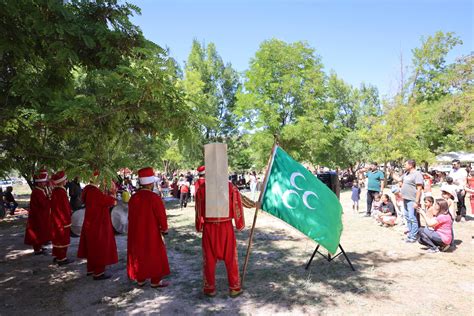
(129, 0), (473, 97)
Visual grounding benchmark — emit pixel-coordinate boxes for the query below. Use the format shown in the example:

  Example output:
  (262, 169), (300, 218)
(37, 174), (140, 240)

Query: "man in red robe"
(38, 168), (53, 198)
(194, 166), (206, 193)
(195, 167), (245, 298)
(24, 173), (51, 255)
(77, 171), (118, 280)
(50, 171), (73, 265)
(127, 167), (170, 288)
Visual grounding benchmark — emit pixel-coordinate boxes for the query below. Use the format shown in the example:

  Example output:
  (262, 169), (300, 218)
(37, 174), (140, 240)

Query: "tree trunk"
(23, 174), (34, 190)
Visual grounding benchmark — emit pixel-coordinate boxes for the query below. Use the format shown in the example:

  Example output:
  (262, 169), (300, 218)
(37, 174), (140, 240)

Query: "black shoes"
(57, 258), (74, 266)
(93, 273), (112, 280)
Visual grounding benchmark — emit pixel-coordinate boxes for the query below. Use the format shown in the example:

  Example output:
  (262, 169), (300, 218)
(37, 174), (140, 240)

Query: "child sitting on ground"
(391, 184), (405, 225)
(376, 194), (397, 226)
(440, 185), (457, 219)
(371, 192), (382, 218)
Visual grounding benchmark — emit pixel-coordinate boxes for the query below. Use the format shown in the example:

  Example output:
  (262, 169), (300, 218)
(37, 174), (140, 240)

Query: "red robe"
(127, 189), (170, 282)
(77, 185), (118, 268)
(195, 181), (245, 293)
(24, 187), (51, 247)
(50, 187), (71, 252)
(195, 182), (245, 232)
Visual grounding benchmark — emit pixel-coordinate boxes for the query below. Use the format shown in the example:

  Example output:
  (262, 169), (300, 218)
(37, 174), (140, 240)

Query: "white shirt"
(449, 168), (467, 190)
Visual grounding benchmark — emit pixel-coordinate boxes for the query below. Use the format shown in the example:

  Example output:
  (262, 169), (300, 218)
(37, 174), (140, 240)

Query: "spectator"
(0, 187), (5, 218)
(365, 162), (385, 217)
(67, 176), (83, 211)
(464, 170), (474, 215)
(400, 159), (424, 243)
(179, 180), (190, 209)
(417, 199), (453, 253)
(190, 180), (196, 202)
(249, 171), (258, 201)
(449, 159), (468, 222)
(422, 173), (433, 197)
(440, 184), (457, 219)
(4, 186), (18, 216)
(376, 194), (397, 226)
(351, 181), (361, 212)
(370, 192), (382, 218)
(391, 185), (406, 225)
(423, 196), (435, 220)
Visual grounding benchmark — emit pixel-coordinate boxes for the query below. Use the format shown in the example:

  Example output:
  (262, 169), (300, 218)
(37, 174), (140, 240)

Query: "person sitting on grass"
(4, 186), (18, 216)
(370, 192), (382, 218)
(391, 184), (405, 225)
(417, 199), (453, 253)
(376, 194), (397, 226)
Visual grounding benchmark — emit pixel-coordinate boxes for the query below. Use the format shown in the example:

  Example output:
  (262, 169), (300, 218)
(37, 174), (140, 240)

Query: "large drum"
(70, 201), (129, 236)
(111, 201), (128, 234)
(71, 208), (85, 236)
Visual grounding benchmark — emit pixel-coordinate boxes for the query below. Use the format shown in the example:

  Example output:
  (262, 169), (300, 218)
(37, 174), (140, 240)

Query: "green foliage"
(0, 1), (471, 180)
(236, 39), (325, 134)
(410, 31), (463, 103)
(183, 40), (240, 142)
(0, 1), (189, 181)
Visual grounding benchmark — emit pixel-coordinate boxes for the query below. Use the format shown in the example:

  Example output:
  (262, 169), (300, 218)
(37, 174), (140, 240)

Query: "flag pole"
(241, 142), (278, 288)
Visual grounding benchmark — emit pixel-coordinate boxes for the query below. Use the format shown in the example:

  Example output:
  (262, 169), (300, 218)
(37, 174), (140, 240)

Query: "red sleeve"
(153, 195), (168, 233)
(231, 184), (245, 231)
(99, 191), (116, 208)
(195, 186), (204, 232)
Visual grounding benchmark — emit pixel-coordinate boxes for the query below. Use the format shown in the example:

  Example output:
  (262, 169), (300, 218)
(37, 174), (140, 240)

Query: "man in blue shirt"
(365, 162), (384, 216)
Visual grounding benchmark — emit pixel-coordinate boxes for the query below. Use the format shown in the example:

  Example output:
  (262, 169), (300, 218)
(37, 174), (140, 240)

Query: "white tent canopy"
(435, 151), (474, 163)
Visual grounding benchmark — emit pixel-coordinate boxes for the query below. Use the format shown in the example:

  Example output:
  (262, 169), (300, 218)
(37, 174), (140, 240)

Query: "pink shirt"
(434, 214), (453, 245)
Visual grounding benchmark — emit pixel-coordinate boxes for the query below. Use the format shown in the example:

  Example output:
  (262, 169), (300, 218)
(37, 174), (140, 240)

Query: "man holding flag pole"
(195, 143), (246, 298)
(242, 144), (345, 286)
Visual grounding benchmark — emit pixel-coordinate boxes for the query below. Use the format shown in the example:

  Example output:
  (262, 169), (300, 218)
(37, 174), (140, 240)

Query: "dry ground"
(0, 185), (473, 315)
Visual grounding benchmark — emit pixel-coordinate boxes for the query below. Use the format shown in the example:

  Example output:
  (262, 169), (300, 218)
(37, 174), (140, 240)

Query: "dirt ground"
(0, 185), (473, 315)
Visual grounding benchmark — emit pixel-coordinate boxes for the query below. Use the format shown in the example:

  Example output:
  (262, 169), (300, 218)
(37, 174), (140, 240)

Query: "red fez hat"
(138, 167), (155, 185)
(52, 171), (67, 184)
(197, 165), (205, 175)
(34, 173), (48, 183)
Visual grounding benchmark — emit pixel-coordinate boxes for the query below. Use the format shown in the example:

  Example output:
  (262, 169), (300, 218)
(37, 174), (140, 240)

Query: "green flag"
(260, 146), (343, 254)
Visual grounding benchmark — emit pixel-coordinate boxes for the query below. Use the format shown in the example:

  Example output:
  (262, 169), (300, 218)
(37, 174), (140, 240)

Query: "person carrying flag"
(195, 144), (245, 298)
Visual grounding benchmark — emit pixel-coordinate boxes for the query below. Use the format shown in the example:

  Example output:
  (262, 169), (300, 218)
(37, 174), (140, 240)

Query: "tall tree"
(183, 40), (240, 143)
(409, 31), (463, 103)
(235, 39), (326, 166)
(0, 1), (188, 181)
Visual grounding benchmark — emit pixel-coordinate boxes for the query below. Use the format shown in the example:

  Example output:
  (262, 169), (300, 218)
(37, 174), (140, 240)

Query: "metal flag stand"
(305, 243), (355, 271)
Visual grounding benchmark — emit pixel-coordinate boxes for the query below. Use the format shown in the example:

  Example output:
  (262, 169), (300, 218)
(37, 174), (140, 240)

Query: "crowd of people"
(354, 159), (473, 253)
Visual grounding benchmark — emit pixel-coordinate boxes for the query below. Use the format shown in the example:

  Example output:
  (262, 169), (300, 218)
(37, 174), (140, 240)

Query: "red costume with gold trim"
(127, 189), (170, 284)
(24, 186), (51, 251)
(195, 181), (245, 294)
(77, 184), (117, 276)
(50, 186), (72, 261)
